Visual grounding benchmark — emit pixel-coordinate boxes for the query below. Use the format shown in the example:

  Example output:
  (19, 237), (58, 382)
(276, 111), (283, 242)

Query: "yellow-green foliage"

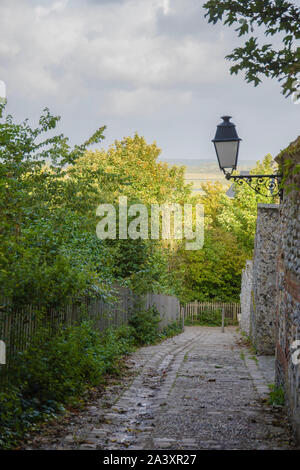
(73, 133), (192, 206)
(276, 136), (300, 196)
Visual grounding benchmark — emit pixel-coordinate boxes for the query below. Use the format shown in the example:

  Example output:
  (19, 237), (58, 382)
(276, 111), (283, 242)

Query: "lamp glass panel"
(215, 140), (238, 169)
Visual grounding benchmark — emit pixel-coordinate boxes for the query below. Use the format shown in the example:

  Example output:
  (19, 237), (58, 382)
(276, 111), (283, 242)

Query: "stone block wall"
(240, 260), (253, 336)
(275, 137), (300, 442)
(250, 204), (280, 354)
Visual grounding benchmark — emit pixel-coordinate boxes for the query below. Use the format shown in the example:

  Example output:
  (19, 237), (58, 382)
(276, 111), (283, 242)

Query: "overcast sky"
(0, 0), (299, 164)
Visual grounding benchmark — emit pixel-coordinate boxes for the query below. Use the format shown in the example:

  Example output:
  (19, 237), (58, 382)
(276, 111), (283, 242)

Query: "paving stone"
(79, 444), (98, 449)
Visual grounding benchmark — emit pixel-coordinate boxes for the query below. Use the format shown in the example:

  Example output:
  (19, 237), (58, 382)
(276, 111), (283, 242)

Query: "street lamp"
(212, 116), (282, 199)
(212, 115), (241, 174)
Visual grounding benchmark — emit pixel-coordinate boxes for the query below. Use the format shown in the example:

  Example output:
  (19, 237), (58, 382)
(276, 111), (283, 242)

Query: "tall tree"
(74, 133), (192, 206)
(0, 104), (110, 305)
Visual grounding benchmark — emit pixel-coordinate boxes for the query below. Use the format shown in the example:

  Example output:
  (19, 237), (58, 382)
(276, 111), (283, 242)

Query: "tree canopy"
(203, 0), (300, 97)
(0, 103), (277, 306)
(0, 106), (192, 306)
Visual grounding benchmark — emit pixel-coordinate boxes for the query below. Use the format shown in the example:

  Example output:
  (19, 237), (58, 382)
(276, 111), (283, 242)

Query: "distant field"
(185, 172), (229, 192)
(159, 158), (257, 193)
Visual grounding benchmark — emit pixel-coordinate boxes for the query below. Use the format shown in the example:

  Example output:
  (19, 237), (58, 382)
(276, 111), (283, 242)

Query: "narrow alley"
(25, 327), (298, 451)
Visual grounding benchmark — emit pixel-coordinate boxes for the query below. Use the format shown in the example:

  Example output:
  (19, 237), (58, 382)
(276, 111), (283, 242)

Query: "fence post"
(221, 309), (225, 333)
(181, 307), (185, 332)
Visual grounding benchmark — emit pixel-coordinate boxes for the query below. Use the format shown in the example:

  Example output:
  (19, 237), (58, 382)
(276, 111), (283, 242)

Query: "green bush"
(96, 324), (136, 375)
(129, 306), (161, 345)
(184, 309), (228, 326)
(0, 386), (62, 449)
(0, 320), (135, 449)
(14, 320), (136, 403)
(0, 388), (23, 449)
(0, 309), (182, 449)
(158, 322), (183, 340)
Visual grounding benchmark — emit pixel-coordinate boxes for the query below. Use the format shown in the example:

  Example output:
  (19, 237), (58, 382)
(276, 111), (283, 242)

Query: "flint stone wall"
(250, 204), (280, 355)
(275, 137), (300, 443)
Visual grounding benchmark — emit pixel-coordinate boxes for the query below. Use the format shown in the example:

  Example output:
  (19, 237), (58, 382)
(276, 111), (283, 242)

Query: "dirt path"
(25, 326), (298, 450)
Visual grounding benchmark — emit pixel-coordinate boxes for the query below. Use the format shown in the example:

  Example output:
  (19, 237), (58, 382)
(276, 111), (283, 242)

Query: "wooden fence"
(0, 288), (180, 387)
(183, 301), (240, 324)
(144, 293), (180, 330)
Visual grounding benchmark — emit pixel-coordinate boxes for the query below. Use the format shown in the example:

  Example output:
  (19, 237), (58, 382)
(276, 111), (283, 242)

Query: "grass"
(249, 355), (259, 365)
(237, 330), (257, 352)
(267, 384), (285, 407)
(158, 322), (183, 342)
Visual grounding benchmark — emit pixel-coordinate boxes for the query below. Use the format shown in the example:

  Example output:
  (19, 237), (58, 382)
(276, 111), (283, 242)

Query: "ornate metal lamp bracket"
(224, 172), (283, 200)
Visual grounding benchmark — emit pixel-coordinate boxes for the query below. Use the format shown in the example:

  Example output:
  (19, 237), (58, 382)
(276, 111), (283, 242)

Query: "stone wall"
(275, 137), (300, 442)
(250, 204), (280, 355)
(240, 260), (253, 336)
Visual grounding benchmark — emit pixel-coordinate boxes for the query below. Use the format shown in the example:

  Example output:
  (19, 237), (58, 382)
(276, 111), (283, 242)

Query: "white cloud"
(0, 0), (298, 164)
(104, 87), (192, 116)
(0, 0), (230, 114)
(35, 0), (69, 20)
(161, 0), (170, 15)
(0, 80), (6, 99)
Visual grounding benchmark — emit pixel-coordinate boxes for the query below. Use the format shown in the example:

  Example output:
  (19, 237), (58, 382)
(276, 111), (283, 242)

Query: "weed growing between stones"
(249, 355), (259, 365)
(267, 384), (285, 407)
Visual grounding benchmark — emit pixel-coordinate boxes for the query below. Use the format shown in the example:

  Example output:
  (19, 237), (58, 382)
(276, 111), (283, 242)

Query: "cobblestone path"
(26, 327), (298, 450)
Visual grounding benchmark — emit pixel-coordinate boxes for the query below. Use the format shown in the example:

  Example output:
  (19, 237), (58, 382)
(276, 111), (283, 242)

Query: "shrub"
(0, 386), (62, 449)
(0, 388), (23, 449)
(184, 309), (228, 326)
(14, 321), (100, 403)
(129, 306), (161, 345)
(0, 309), (182, 448)
(158, 322), (183, 340)
(14, 320), (136, 403)
(0, 320), (135, 449)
